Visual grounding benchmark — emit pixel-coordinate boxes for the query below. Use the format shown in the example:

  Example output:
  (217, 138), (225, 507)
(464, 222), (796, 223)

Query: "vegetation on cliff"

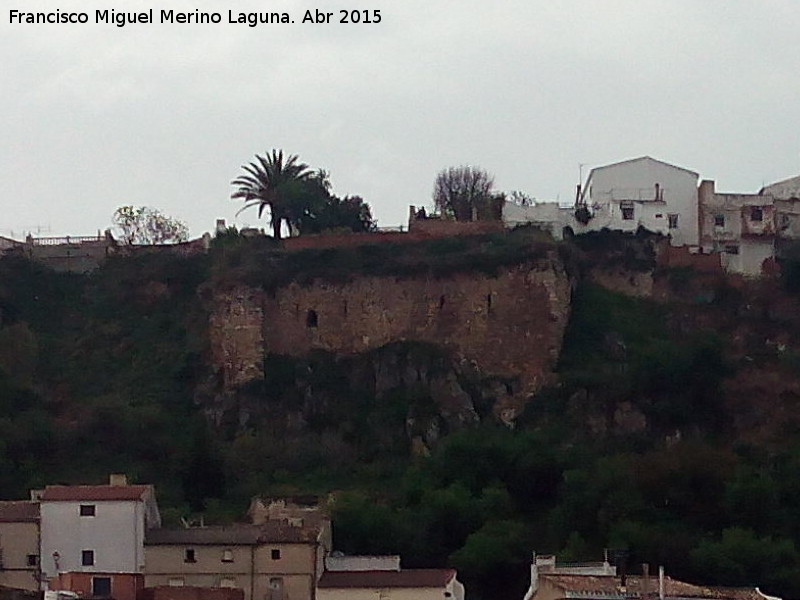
(211, 226), (559, 292)
(2, 232), (800, 599)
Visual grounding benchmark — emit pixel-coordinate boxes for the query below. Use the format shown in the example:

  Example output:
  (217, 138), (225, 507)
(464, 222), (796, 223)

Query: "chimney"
(658, 565), (665, 600)
(109, 474), (128, 486)
(643, 564), (650, 596)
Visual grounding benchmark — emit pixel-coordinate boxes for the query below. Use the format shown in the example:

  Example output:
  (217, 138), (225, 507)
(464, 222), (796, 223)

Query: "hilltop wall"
(209, 251), (572, 411)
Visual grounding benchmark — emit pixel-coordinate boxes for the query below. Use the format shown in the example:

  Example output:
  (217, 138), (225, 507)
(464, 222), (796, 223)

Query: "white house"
(38, 474), (160, 600)
(577, 156), (700, 246)
(502, 200), (575, 240)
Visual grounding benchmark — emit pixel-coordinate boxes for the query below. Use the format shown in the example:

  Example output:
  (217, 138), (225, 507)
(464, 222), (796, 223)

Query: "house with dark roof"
(317, 555), (464, 600)
(39, 474), (160, 600)
(0, 501), (40, 591)
(144, 505), (331, 600)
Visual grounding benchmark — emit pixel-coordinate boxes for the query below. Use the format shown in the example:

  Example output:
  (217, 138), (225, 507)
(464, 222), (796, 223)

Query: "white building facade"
(502, 157), (701, 247)
(38, 475), (160, 599)
(577, 156), (700, 246)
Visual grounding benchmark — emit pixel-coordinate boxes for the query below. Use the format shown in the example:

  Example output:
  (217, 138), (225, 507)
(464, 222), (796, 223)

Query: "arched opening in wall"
(486, 293), (493, 314)
(562, 226), (575, 239)
(439, 295), (446, 310)
(306, 309), (318, 328)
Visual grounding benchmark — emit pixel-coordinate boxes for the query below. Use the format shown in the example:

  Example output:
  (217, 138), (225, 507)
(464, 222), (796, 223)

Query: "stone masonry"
(209, 251), (573, 406)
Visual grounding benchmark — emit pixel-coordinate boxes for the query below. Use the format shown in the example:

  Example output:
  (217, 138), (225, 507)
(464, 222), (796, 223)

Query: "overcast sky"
(2, 0), (800, 239)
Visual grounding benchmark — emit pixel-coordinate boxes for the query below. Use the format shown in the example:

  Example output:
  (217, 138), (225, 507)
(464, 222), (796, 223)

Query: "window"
(168, 579), (185, 587)
(184, 548), (196, 563)
(271, 549), (281, 560)
(81, 550), (95, 566)
(751, 206), (763, 222)
(714, 214), (725, 227)
(221, 549), (234, 563)
(621, 203), (634, 220)
(668, 214), (679, 229)
(219, 578), (237, 589)
(27, 554), (38, 567)
(79, 505), (96, 517)
(305, 309), (318, 328)
(725, 245), (740, 255)
(92, 577), (112, 598)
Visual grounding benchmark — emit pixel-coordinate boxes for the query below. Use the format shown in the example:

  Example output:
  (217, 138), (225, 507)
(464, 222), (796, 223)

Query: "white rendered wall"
(583, 158), (699, 246)
(40, 501), (144, 578)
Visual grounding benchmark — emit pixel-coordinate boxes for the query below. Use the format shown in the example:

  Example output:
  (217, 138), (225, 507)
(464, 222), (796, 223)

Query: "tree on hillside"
(433, 165), (500, 221)
(231, 149), (313, 239)
(112, 206), (189, 245)
(296, 193), (377, 235)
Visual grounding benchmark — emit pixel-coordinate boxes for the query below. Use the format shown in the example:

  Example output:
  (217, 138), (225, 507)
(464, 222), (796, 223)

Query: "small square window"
(714, 214), (725, 227)
(168, 578), (185, 587)
(82, 550), (95, 566)
(184, 549), (196, 563)
(27, 554), (38, 567)
(222, 549), (234, 563)
(80, 505), (96, 517)
(271, 549), (281, 560)
(621, 204), (634, 220)
(668, 214), (679, 229)
(751, 206), (763, 222)
(725, 245), (740, 255)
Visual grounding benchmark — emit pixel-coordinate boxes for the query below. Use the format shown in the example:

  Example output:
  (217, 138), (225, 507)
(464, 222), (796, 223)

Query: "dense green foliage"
(2, 233), (800, 599)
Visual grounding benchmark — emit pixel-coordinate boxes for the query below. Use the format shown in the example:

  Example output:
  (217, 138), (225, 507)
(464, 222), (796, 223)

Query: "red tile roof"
(0, 501), (39, 522)
(318, 569), (456, 589)
(40, 485), (151, 502)
(541, 574), (762, 600)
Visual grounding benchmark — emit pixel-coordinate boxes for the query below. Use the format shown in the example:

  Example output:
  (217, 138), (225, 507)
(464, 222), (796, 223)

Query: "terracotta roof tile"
(0, 501), (39, 522)
(318, 569), (456, 589)
(41, 485), (150, 502)
(542, 574), (762, 600)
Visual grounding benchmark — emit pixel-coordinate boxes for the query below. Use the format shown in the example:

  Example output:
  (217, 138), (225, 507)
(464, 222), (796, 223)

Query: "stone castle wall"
(209, 252), (573, 402)
(209, 287), (265, 389)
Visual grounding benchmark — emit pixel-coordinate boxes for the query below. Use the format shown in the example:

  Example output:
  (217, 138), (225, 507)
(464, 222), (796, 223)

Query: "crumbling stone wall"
(209, 252), (573, 407)
(208, 286), (265, 388)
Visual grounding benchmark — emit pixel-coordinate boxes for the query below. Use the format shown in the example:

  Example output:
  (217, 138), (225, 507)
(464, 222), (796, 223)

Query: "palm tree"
(231, 150), (312, 239)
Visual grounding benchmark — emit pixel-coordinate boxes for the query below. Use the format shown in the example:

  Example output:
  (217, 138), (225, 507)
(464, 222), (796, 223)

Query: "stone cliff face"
(208, 250), (573, 418)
